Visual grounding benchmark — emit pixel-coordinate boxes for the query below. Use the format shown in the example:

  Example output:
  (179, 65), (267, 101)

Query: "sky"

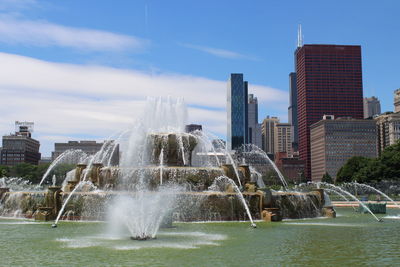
(0, 0), (399, 156)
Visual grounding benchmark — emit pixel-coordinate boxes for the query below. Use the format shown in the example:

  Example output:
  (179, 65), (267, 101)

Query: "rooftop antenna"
(297, 24), (303, 48)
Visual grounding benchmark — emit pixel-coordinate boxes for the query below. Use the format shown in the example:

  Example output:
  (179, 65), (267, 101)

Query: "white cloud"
(0, 52), (287, 155)
(0, 17), (148, 51)
(181, 43), (259, 61)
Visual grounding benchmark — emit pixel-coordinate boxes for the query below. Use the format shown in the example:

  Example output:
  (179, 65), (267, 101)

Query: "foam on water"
(56, 230), (227, 250)
(383, 215), (400, 220)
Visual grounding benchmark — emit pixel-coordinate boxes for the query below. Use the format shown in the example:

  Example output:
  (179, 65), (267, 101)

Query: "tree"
(336, 156), (372, 183)
(0, 165), (9, 177)
(46, 163), (75, 185)
(321, 172), (334, 184)
(9, 163), (38, 183)
(378, 140), (400, 181)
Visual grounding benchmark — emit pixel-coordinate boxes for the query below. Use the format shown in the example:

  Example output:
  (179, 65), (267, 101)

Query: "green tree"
(48, 163), (75, 185)
(321, 172), (334, 184)
(0, 165), (9, 177)
(378, 140), (400, 181)
(9, 163), (39, 183)
(336, 156), (372, 183)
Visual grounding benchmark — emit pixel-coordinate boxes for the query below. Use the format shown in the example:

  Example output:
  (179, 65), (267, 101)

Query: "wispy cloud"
(0, 52), (287, 155)
(0, 17), (149, 52)
(181, 43), (259, 61)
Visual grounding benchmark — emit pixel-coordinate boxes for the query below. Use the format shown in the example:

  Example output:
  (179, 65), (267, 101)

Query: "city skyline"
(0, 0), (399, 156)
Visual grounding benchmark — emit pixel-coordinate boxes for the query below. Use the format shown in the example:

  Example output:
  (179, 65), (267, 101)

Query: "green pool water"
(1, 208), (399, 267)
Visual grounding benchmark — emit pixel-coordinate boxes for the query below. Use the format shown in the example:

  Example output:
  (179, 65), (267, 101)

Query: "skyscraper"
(248, 94), (262, 148)
(288, 72), (298, 151)
(275, 123), (292, 157)
(227, 73), (248, 151)
(296, 44), (364, 180)
(261, 116), (279, 154)
(363, 96), (381, 118)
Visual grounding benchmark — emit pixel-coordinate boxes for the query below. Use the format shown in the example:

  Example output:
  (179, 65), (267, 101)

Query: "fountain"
(0, 97), (331, 240)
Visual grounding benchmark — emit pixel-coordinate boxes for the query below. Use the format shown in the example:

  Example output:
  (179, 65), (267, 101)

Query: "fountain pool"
(0, 207), (399, 266)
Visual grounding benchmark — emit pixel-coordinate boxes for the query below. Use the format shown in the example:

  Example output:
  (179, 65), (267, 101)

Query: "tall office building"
(363, 96), (381, 118)
(0, 122), (41, 166)
(227, 73), (248, 151)
(288, 72), (298, 151)
(394, 89), (400, 113)
(296, 44), (364, 179)
(248, 94), (262, 148)
(261, 116), (279, 154)
(275, 123), (292, 157)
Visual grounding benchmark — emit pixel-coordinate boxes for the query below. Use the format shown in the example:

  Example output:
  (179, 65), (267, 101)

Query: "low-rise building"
(52, 140), (104, 161)
(363, 96), (381, 118)
(185, 124), (202, 133)
(375, 112), (400, 155)
(310, 116), (377, 182)
(394, 89), (400, 113)
(1, 122), (41, 166)
(275, 152), (305, 184)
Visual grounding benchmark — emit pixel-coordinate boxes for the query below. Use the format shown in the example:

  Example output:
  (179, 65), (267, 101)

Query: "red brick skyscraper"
(296, 45), (364, 180)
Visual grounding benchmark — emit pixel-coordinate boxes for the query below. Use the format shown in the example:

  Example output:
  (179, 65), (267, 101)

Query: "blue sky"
(0, 0), (399, 156)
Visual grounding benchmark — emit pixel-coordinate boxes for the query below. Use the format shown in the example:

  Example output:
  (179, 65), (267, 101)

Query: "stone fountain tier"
(101, 166), (227, 191)
(265, 191), (326, 219)
(0, 191), (46, 218)
(147, 133), (197, 166)
(0, 187), (330, 222)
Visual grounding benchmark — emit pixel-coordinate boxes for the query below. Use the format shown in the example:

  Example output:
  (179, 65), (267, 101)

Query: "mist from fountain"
(53, 140), (117, 226)
(347, 182), (400, 211)
(312, 182), (382, 222)
(234, 144), (288, 189)
(107, 184), (183, 240)
(208, 176), (256, 228)
(39, 149), (88, 186)
(324, 188), (357, 211)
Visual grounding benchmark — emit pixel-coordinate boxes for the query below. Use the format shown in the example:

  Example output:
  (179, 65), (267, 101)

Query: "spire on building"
(297, 24), (303, 48)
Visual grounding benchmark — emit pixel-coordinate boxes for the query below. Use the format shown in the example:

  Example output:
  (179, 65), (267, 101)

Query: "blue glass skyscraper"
(227, 73), (248, 151)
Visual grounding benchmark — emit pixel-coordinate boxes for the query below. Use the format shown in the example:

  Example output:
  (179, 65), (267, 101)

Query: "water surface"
(1, 208), (399, 266)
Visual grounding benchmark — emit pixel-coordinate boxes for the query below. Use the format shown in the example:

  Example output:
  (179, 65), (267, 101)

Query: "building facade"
(275, 152), (305, 184)
(363, 96), (381, 118)
(52, 140), (104, 160)
(275, 123), (292, 157)
(1, 122), (41, 166)
(185, 124), (202, 133)
(227, 73), (248, 151)
(247, 94), (262, 149)
(296, 44), (364, 179)
(261, 116), (279, 155)
(375, 112), (400, 155)
(288, 72), (298, 151)
(394, 89), (400, 113)
(310, 117), (377, 182)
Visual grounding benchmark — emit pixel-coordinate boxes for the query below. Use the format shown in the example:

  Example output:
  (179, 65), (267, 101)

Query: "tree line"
(0, 163), (75, 184)
(328, 140), (400, 184)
